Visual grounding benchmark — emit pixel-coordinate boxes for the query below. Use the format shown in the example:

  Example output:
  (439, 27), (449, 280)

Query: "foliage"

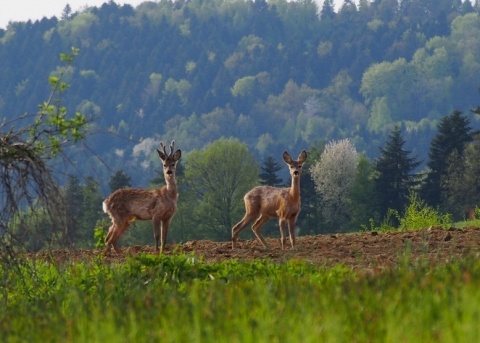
(440, 135), (480, 220)
(399, 192), (452, 231)
(259, 155), (283, 186)
(108, 169), (132, 193)
(422, 110), (473, 209)
(78, 176), (103, 247)
(310, 138), (359, 231)
(347, 156), (378, 231)
(373, 125), (422, 223)
(295, 142), (325, 235)
(0, 48), (88, 256)
(361, 209), (400, 233)
(2, 1), (480, 248)
(3, 253), (480, 342)
(93, 220), (107, 248)
(363, 192), (452, 232)
(0, 1), (479, 194)
(181, 138), (259, 241)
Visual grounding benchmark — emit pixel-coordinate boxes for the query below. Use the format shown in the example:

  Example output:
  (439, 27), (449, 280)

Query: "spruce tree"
(374, 125), (422, 222)
(108, 169), (132, 193)
(259, 156), (283, 186)
(421, 110), (473, 208)
(320, 0), (336, 20)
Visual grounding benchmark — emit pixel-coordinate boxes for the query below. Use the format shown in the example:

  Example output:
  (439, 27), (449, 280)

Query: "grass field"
(1, 251), (480, 342)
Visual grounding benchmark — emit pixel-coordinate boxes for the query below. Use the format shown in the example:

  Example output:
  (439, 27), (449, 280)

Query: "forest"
(1, 0), (480, 250)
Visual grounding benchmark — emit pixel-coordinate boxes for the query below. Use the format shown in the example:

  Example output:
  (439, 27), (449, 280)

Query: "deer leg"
(160, 219), (171, 254)
(279, 219), (287, 251)
(105, 221), (128, 253)
(153, 216), (161, 253)
(104, 224), (115, 252)
(113, 222), (130, 253)
(252, 215), (269, 249)
(231, 214), (256, 249)
(287, 217), (296, 250)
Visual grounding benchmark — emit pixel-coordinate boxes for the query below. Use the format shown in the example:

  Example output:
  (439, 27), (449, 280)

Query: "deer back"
(245, 185), (300, 219)
(103, 186), (178, 223)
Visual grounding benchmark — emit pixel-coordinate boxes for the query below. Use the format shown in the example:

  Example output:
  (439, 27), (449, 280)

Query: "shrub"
(363, 193), (451, 232)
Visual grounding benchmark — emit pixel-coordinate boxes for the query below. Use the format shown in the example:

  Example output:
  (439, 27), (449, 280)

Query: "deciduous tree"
(310, 138), (359, 231)
(182, 138), (259, 241)
(1, 48), (87, 256)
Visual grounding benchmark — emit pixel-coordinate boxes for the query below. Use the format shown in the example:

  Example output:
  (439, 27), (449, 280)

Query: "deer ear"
(173, 149), (182, 161)
(297, 150), (307, 163)
(157, 149), (166, 161)
(283, 151), (293, 164)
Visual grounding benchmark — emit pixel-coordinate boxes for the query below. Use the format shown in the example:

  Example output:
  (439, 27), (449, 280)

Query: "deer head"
(157, 140), (181, 181)
(283, 150), (307, 179)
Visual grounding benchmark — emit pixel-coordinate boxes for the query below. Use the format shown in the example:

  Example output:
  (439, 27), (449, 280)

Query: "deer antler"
(169, 140), (175, 157)
(160, 141), (168, 156)
(159, 140), (175, 157)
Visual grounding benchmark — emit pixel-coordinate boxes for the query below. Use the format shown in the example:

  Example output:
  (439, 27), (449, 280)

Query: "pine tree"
(320, 0), (336, 20)
(421, 110), (473, 208)
(374, 125), (422, 222)
(108, 169), (132, 193)
(259, 156), (283, 186)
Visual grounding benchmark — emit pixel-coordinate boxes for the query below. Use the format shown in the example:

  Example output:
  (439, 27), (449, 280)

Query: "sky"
(0, 0), (347, 30)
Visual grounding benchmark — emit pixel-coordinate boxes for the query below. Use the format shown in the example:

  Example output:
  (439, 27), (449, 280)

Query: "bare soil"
(32, 226), (480, 271)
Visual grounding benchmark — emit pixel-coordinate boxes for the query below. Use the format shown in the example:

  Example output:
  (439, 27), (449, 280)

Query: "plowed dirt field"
(33, 226), (480, 271)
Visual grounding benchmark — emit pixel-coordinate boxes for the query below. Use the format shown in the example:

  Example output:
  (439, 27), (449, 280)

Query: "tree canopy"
(421, 110), (473, 208)
(0, 0), (478, 193)
(182, 138), (259, 241)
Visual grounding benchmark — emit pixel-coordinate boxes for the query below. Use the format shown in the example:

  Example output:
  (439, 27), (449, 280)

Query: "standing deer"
(102, 141), (181, 253)
(232, 149), (307, 250)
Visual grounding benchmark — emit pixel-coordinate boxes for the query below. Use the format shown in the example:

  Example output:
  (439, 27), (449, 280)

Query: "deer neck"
(289, 175), (301, 202)
(164, 175), (178, 198)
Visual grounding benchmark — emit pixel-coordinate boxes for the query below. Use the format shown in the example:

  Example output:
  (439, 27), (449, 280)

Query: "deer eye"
(298, 165), (302, 168)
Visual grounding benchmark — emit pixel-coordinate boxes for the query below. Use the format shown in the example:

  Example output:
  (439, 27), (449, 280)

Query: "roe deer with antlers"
(232, 149), (307, 250)
(102, 141), (181, 253)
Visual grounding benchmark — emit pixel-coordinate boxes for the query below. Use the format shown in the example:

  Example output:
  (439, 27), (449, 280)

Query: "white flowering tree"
(310, 138), (359, 230)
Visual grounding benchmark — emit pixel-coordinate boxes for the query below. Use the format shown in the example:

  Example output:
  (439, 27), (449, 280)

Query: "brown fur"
(232, 150), (307, 250)
(103, 141), (181, 253)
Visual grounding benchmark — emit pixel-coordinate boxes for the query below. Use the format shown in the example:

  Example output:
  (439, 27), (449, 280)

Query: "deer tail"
(102, 200), (108, 214)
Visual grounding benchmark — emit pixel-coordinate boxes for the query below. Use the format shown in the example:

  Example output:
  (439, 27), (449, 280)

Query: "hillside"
(1, 0), (479, 191)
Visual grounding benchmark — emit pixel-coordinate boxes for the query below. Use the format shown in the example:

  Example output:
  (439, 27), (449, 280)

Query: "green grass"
(2, 253), (480, 342)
